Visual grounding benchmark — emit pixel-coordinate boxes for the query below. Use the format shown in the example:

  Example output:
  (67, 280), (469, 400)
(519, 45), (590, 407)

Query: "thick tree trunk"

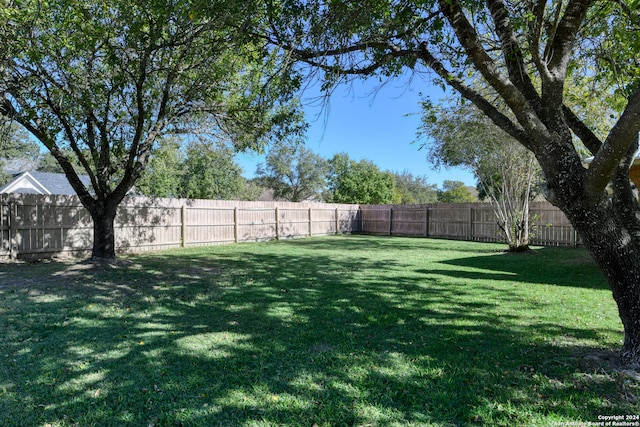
(530, 133), (640, 367)
(557, 194), (640, 368)
(89, 200), (119, 261)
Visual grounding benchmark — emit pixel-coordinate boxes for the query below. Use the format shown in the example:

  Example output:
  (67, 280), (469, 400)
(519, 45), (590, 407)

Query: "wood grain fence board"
(0, 194), (363, 259)
(278, 208), (310, 238)
(360, 208), (391, 235)
(309, 208), (337, 235)
(0, 196), (8, 256)
(0, 194), (581, 260)
(338, 209), (361, 234)
(359, 202), (579, 247)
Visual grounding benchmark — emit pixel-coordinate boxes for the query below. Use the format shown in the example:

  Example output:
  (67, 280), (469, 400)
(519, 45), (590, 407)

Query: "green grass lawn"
(0, 235), (637, 426)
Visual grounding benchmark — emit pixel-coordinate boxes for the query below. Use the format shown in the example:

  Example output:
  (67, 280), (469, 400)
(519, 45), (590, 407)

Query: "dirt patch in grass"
(0, 258), (142, 290)
(579, 348), (624, 372)
(557, 251), (597, 267)
(576, 349), (640, 404)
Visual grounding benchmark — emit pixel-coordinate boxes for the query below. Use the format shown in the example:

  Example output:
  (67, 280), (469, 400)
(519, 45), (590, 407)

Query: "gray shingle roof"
(0, 171), (91, 195)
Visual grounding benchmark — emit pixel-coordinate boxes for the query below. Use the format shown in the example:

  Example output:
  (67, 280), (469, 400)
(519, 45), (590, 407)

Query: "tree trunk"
(557, 194), (640, 368)
(89, 200), (119, 261)
(530, 132), (640, 368)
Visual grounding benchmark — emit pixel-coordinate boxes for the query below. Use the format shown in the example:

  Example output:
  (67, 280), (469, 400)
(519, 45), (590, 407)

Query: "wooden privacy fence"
(1, 194), (581, 260)
(0, 194), (361, 259)
(360, 202), (580, 247)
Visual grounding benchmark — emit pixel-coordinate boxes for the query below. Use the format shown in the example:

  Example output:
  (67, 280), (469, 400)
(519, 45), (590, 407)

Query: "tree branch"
(486, 0), (541, 106)
(43, 100), (99, 198)
(543, 0), (593, 110)
(611, 139), (640, 237)
(416, 43), (532, 149)
(295, 44), (414, 77)
(562, 104), (603, 154)
(437, 0), (551, 148)
(585, 86), (640, 196)
(529, 0), (552, 81)
(1, 94), (95, 202)
(546, 0), (594, 75)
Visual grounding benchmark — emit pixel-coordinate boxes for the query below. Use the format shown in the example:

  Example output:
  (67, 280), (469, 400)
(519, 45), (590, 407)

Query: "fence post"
(468, 207), (474, 241)
(424, 206), (429, 237)
(181, 205), (186, 248)
(308, 207), (312, 237)
(335, 208), (339, 235)
(389, 207), (393, 236)
(9, 196), (17, 259)
(275, 207), (279, 240)
(234, 207), (238, 243)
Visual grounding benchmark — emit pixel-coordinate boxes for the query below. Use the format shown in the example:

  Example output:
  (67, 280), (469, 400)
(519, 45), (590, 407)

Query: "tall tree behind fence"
(0, 194), (361, 259)
(360, 203), (579, 247)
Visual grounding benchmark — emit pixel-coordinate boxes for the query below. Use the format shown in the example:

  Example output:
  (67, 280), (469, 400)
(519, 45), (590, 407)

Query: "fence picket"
(0, 194), (362, 259)
(0, 195), (579, 260)
(360, 202), (579, 247)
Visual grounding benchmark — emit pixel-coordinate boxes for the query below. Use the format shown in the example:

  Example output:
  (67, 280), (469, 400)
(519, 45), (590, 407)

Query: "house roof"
(0, 171), (91, 195)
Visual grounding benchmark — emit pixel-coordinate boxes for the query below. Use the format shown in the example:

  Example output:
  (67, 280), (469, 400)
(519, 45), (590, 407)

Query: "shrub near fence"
(360, 202), (580, 247)
(0, 194), (361, 259)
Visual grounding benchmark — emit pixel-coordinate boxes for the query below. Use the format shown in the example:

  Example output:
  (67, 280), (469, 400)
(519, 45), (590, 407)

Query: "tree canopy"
(392, 170), (438, 204)
(438, 180), (477, 203)
(0, 120), (41, 179)
(0, 0), (302, 258)
(181, 140), (249, 200)
(256, 142), (328, 202)
(135, 138), (185, 199)
(325, 152), (396, 204)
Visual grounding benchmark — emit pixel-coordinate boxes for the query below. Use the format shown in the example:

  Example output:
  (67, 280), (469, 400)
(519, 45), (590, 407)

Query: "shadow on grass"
(431, 246), (609, 290)
(0, 236), (630, 426)
(299, 233), (508, 254)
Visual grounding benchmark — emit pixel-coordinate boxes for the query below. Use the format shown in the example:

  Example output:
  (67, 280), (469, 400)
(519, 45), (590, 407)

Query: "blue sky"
(236, 75), (476, 189)
(24, 71), (475, 189)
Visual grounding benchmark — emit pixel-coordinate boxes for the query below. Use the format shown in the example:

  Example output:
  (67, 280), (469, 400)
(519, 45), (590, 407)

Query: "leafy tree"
(0, 164), (9, 187)
(135, 138), (185, 198)
(392, 170), (438, 204)
(135, 137), (264, 200)
(36, 150), (84, 174)
(325, 153), (395, 204)
(256, 143), (328, 202)
(0, 121), (39, 161)
(234, 178), (265, 201)
(0, 0), (302, 259)
(0, 120), (41, 176)
(438, 180), (477, 203)
(268, 0), (640, 366)
(181, 140), (247, 200)
(36, 153), (64, 174)
(421, 100), (542, 250)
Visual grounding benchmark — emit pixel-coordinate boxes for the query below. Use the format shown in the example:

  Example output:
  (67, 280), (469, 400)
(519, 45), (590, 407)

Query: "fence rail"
(1, 194), (581, 260)
(360, 202), (580, 247)
(0, 194), (361, 259)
